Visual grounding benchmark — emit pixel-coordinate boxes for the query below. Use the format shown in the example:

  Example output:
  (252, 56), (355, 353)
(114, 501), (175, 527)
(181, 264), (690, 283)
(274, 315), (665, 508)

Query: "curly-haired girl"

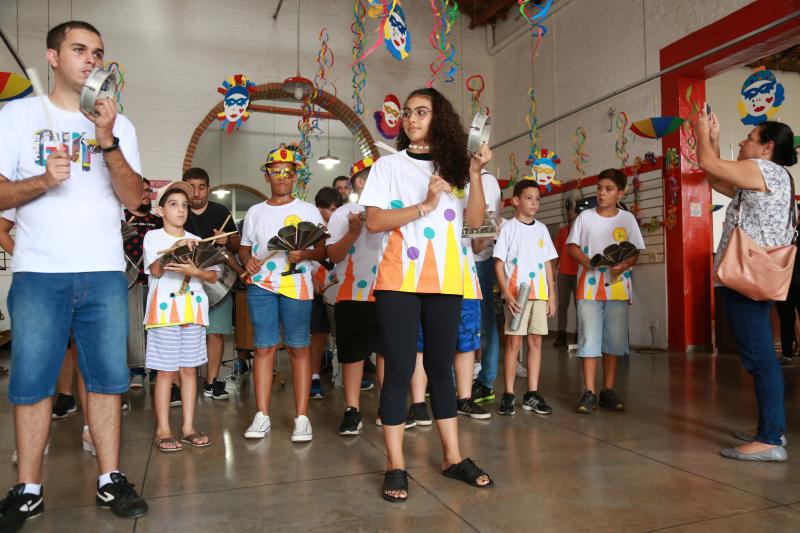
(360, 87), (494, 502)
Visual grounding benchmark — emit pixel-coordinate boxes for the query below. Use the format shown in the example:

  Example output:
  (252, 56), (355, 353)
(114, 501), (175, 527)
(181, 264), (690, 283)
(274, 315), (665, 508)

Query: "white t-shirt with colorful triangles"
(326, 202), (382, 302)
(359, 151), (468, 295)
(143, 228), (217, 328)
(566, 208), (645, 301)
(240, 199), (324, 300)
(493, 217), (558, 300)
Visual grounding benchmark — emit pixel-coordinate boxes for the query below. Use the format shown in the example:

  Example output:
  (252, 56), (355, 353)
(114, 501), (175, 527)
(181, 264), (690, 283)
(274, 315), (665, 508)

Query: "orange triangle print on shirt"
(299, 276), (310, 300)
(508, 262), (519, 300)
(595, 271), (607, 300)
(337, 256), (355, 302)
(147, 286), (159, 324)
(169, 297), (180, 324)
(576, 269), (587, 299)
(376, 229), (404, 289)
(417, 240), (441, 293)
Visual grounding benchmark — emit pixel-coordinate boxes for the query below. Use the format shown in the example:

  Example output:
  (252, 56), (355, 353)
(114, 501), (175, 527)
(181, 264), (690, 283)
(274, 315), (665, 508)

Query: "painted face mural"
(374, 94), (401, 139)
(216, 74), (257, 134)
(383, 5), (411, 61)
(738, 68), (785, 126)
(528, 149), (561, 192)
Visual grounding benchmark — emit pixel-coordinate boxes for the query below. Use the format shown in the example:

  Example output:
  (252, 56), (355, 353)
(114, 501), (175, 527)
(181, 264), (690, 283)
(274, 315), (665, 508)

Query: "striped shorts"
(146, 324), (208, 371)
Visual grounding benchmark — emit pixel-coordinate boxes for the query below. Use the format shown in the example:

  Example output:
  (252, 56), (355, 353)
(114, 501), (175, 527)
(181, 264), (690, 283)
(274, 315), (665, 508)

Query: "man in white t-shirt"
(0, 21), (148, 530)
(471, 170), (503, 403)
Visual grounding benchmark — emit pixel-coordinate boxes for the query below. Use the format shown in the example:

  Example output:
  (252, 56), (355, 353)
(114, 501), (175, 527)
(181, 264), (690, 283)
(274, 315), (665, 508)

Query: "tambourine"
(462, 214), (497, 239)
(80, 67), (117, 116)
(467, 113), (491, 154)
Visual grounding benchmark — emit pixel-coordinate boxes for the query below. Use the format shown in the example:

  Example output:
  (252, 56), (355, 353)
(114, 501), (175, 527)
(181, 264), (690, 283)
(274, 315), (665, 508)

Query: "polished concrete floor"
(1, 340), (800, 532)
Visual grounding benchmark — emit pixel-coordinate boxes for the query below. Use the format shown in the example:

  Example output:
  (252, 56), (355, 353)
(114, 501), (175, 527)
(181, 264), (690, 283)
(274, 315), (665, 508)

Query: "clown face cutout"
(528, 149), (561, 192)
(374, 94), (401, 139)
(384, 5), (411, 61)
(216, 74), (257, 134)
(738, 69), (785, 126)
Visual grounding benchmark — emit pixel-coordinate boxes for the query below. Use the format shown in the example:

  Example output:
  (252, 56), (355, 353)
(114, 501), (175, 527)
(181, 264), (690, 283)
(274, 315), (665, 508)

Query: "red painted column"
(662, 77), (712, 351)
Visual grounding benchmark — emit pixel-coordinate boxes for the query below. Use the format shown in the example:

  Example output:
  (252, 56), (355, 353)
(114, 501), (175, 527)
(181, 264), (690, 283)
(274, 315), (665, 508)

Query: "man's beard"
(137, 202), (152, 214)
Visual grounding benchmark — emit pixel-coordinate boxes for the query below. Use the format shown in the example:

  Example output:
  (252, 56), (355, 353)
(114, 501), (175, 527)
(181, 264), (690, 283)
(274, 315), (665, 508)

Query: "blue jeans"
(719, 286), (785, 445)
(8, 272), (130, 404)
(475, 258), (500, 388)
(246, 284), (312, 348)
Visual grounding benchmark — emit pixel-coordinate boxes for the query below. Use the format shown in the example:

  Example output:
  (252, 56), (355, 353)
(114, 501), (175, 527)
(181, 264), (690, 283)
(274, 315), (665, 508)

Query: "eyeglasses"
(267, 168), (295, 180)
(401, 107), (431, 120)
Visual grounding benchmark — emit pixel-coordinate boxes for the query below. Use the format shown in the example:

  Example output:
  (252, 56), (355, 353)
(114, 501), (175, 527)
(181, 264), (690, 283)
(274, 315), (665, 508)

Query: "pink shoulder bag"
(714, 171), (797, 301)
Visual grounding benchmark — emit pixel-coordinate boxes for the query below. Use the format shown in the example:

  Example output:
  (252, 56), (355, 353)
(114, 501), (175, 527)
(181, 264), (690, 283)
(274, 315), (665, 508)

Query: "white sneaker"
(291, 415), (313, 442)
(129, 374), (145, 390)
(473, 362), (482, 380)
(11, 442), (50, 464)
(515, 361), (527, 377)
(244, 412), (271, 439)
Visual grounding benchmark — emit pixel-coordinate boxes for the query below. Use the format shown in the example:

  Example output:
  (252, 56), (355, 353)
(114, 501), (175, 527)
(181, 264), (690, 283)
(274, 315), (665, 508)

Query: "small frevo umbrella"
(589, 241), (640, 268)
(268, 222), (330, 276)
(630, 116), (684, 139)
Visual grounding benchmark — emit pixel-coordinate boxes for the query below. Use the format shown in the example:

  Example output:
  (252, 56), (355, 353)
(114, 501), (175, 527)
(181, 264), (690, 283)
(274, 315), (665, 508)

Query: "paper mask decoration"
(630, 116), (685, 139)
(383, 3), (411, 61)
(0, 72), (32, 102)
(527, 148), (560, 192)
(738, 68), (785, 126)
(216, 74), (257, 134)
(374, 93), (401, 139)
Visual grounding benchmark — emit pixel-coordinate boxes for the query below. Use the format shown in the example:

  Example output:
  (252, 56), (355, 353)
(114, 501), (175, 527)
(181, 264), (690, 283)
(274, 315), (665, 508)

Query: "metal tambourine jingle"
(79, 66), (117, 116)
(467, 113), (491, 154)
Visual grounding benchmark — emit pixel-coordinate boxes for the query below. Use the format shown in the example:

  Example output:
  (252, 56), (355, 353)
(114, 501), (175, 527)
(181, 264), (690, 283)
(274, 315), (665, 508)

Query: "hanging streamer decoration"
(351, 0), (368, 115)
(518, 0), (551, 61)
(295, 97), (315, 200)
(311, 28), (336, 131)
(426, 0), (460, 87)
(573, 126), (588, 191)
(104, 62), (126, 113)
(631, 156), (643, 221)
(680, 85), (701, 168)
(498, 153), (520, 190)
(525, 88), (539, 167)
(663, 147), (680, 230)
(614, 111), (630, 169)
(465, 74), (489, 116)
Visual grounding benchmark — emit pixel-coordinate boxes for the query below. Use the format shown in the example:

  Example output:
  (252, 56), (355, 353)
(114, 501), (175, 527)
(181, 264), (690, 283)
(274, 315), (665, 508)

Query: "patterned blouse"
(714, 159), (795, 282)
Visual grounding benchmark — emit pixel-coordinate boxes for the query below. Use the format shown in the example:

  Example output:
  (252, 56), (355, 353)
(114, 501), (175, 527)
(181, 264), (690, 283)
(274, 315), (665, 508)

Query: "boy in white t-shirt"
(239, 146), (327, 443)
(493, 180), (557, 416)
(567, 169), (645, 414)
(143, 182), (219, 452)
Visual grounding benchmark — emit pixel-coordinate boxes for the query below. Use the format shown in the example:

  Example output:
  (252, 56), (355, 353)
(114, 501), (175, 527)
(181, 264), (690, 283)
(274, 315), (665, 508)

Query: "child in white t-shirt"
(143, 182), (219, 452)
(493, 180), (557, 416)
(567, 169), (645, 414)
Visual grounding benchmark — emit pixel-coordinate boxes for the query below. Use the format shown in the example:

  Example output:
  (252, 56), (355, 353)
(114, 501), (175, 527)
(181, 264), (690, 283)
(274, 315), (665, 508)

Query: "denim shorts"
(8, 272), (130, 404)
(418, 298), (480, 353)
(246, 284), (312, 348)
(576, 299), (629, 357)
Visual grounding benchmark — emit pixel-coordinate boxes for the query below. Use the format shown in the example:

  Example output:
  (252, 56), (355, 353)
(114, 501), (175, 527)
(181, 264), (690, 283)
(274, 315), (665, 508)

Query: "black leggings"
(376, 291), (462, 426)
(775, 284), (800, 357)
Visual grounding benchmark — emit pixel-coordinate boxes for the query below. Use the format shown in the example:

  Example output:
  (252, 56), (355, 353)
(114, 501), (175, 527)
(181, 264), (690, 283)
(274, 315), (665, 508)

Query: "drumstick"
(157, 231), (239, 255)
(375, 141), (455, 198)
(127, 215), (136, 223)
(217, 214), (232, 233)
(239, 250), (279, 280)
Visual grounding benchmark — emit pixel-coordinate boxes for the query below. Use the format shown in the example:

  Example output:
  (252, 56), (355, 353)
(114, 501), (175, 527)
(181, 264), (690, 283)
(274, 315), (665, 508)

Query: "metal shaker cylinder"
(509, 282), (531, 330)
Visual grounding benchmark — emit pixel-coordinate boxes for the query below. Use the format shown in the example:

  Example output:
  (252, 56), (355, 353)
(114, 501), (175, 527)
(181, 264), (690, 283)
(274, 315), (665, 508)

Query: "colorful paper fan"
(630, 116), (685, 139)
(0, 72), (32, 102)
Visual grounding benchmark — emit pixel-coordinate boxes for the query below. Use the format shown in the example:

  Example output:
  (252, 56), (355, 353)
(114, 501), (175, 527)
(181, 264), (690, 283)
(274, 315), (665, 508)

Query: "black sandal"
(382, 469), (408, 503)
(442, 458), (493, 488)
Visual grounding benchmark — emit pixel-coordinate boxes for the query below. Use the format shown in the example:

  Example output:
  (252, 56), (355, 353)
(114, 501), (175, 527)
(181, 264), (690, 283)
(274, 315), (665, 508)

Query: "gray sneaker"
(576, 390), (598, 414)
(522, 391), (553, 415)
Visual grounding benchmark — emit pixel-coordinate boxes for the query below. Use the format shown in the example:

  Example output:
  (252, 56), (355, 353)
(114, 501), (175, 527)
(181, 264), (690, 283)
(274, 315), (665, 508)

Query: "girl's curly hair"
(397, 88), (470, 189)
